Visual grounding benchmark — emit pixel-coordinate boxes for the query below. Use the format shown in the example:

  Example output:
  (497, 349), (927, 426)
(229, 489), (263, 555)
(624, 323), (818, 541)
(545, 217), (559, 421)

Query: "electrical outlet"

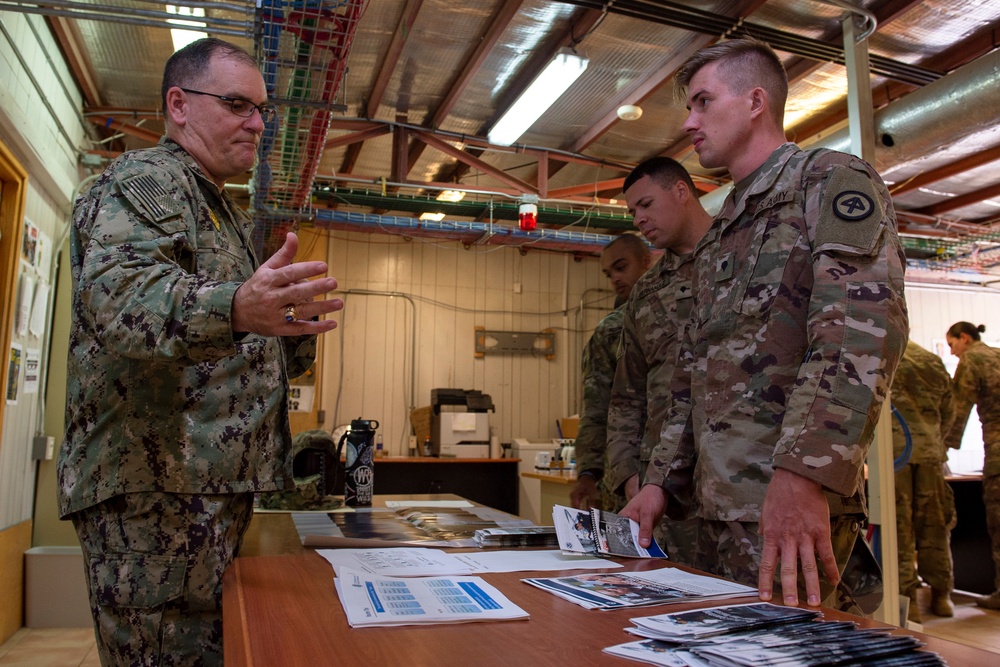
(513, 282), (522, 294)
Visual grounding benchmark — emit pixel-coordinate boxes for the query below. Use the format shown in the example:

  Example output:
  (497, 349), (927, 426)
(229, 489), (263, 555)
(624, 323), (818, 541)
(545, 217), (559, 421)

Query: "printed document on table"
(334, 567), (529, 627)
(319, 547), (620, 577)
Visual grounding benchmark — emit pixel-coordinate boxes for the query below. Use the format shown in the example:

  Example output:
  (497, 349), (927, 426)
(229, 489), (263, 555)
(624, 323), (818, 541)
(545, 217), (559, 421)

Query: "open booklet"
(552, 504), (667, 559)
(523, 565), (756, 610)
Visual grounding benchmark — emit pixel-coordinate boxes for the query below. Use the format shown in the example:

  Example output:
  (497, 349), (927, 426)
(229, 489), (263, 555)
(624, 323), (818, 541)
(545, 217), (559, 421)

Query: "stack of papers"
(604, 602), (946, 666)
(474, 526), (558, 548)
(334, 567), (529, 628)
(523, 566), (756, 610)
(552, 504), (667, 559)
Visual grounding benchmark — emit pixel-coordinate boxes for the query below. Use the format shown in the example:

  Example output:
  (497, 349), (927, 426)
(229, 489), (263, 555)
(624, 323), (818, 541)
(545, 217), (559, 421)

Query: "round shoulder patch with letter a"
(833, 190), (874, 221)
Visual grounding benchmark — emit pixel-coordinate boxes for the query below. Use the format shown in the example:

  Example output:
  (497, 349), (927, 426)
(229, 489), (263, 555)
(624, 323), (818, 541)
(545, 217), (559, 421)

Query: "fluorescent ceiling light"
(419, 212), (446, 221)
(488, 49), (589, 147)
(166, 5), (208, 52)
(436, 190), (466, 203)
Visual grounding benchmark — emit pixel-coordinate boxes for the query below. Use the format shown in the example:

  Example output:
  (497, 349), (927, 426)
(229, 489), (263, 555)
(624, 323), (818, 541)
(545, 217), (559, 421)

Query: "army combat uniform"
(651, 143), (909, 608)
(575, 305), (628, 511)
(891, 340), (956, 610)
(946, 339), (1000, 601)
(605, 250), (699, 558)
(58, 137), (316, 666)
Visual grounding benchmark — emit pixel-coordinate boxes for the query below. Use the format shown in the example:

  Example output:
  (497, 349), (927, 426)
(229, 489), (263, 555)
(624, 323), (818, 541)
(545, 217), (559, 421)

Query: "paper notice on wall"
(6, 343), (22, 405)
(23, 348), (40, 395)
(29, 280), (49, 337)
(16, 272), (34, 337)
(288, 385), (314, 412)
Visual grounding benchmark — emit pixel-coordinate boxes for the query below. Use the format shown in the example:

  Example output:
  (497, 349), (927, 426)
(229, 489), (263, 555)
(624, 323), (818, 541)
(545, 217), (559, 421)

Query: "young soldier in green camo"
(891, 340), (957, 623)
(945, 321), (1000, 610)
(602, 158), (713, 560)
(622, 38), (908, 612)
(58, 38), (344, 666)
(571, 234), (652, 511)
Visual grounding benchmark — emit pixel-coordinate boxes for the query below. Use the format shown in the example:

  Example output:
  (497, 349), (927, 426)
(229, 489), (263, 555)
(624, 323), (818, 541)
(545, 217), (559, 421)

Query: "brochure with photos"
(523, 565), (756, 610)
(552, 504), (667, 559)
(604, 602), (945, 667)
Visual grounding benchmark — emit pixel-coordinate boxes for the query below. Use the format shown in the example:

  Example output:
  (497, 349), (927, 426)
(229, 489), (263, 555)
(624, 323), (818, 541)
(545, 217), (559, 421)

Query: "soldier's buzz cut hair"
(603, 232), (650, 262)
(623, 156), (697, 196)
(161, 38), (256, 111)
(675, 37), (788, 127)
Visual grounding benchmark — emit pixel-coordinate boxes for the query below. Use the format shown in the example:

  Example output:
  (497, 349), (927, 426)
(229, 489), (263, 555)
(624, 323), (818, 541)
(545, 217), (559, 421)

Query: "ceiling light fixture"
(436, 190), (466, 203)
(488, 49), (589, 147)
(166, 5), (208, 52)
(419, 212), (446, 221)
(617, 104), (642, 121)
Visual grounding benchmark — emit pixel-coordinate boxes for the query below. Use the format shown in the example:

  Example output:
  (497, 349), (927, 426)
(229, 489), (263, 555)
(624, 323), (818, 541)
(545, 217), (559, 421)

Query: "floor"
(0, 588), (997, 665)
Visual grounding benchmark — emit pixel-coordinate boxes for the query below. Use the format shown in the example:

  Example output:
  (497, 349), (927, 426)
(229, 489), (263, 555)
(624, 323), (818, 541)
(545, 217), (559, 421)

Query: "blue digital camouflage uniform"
(59, 137), (316, 666)
(651, 143), (909, 607)
(891, 340), (956, 600)
(946, 339), (1000, 593)
(575, 305), (627, 511)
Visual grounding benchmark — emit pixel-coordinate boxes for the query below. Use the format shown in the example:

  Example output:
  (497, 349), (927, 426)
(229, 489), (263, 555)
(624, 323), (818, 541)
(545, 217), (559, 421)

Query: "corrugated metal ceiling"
(5, 0), (1000, 283)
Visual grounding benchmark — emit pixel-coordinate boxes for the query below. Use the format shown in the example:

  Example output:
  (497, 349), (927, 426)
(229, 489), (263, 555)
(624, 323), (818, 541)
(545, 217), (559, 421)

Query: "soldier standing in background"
(602, 157), (713, 559)
(571, 234), (651, 511)
(58, 38), (344, 665)
(622, 38), (908, 611)
(891, 340), (956, 623)
(945, 321), (1000, 610)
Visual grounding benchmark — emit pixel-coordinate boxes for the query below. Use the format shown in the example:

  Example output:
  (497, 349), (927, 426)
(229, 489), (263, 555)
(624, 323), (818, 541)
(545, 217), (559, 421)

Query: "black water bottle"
(340, 418), (378, 506)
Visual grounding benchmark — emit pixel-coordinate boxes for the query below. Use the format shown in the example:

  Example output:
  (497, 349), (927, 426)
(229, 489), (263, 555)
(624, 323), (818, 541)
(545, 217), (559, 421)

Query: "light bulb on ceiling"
(617, 104), (643, 121)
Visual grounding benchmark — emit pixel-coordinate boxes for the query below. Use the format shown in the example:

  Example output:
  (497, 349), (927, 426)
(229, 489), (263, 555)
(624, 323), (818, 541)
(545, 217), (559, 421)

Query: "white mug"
(534, 451), (552, 468)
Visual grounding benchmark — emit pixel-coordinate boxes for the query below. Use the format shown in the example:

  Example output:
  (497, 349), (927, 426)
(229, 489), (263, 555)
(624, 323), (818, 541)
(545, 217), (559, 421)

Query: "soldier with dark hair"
(58, 38), (344, 665)
(622, 38), (908, 612)
(891, 340), (956, 623)
(945, 321), (1000, 610)
(571, 233), (652, 511)
(602, 157), (712, 556)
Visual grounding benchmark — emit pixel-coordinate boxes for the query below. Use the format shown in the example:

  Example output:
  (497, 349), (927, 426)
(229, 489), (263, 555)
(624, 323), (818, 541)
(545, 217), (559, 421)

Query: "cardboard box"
(559, 417), (579, 439)
(25, 546), (92, 627)
(410, 405), (433, 445)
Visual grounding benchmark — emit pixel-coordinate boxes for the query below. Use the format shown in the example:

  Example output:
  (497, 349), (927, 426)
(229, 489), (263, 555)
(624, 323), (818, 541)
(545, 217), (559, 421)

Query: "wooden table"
(224, 502), (995, 667)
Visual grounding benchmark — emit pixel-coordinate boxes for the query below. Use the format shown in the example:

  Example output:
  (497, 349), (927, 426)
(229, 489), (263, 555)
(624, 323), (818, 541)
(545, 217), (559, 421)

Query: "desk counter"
(224, 510), (995, 667)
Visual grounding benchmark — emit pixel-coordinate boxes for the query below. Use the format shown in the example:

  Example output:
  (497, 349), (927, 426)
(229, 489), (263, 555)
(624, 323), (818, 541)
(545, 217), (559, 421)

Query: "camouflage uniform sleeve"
(605, 303), (646, 491)
(771, 154), (909, 496)
(75, 159), (239, 364)
(945, 357), (976, 450)
(643, 318), (696, 493)
(574, 309), (624, 476)
(937, 358), (957, 451)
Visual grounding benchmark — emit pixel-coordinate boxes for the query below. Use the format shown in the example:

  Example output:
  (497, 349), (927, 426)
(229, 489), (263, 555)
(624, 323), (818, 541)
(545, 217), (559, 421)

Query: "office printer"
(430, 388), (494, 458)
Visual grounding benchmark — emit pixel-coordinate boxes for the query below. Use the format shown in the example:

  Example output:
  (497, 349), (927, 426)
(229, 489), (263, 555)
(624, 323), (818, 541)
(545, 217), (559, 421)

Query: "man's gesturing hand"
(232, 232), (344, 336)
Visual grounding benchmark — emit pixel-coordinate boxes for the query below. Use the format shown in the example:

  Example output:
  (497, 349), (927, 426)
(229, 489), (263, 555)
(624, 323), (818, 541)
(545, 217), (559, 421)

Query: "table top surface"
(225, 498), (994, 667)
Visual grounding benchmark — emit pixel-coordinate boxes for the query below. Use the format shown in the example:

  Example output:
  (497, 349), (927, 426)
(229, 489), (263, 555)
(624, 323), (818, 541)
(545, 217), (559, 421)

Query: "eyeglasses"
(180, 88), (277, 124)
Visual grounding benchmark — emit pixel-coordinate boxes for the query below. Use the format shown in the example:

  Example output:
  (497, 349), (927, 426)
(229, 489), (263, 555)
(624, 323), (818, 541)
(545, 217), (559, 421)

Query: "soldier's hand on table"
(232, 232), (344, 336)
(758, 468), (839, 607)
(619, 483), (665, 549)
(570, 475), (598, 510)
